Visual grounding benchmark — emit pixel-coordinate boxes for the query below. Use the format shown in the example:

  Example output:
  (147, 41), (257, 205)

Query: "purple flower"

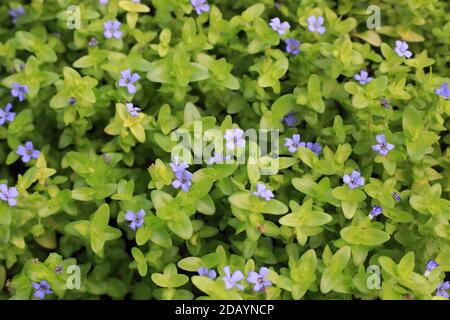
(169, 156), (189, 174)
(392, 192), (401, 203)
(54, 265), (63, 275)
(435, 82), (449, 100)
(191, 0), (210, 15)
(223, 266), (244, 290)
(253, 183), (274, 201)
(424, 259), (439, 277)
(354, 70), (373, 85)
(369, 205), (382, 220)
(282, 111), (297, 126)
(197, 267), (217, 280)
(371, 134), (394, 156)
(17, 141), (40, 163)
(208, 151), (231, 165)
(247, 267), (272, 292)
(32, 280), (53, 299)
(11, 83), (28, 102)
(284, 134), (303, 153)
(88, 37), (99, 47)
(380, 96), (390, 109)
(103, 20), (122, 39)
(343, 170), (365, 189)
(9, 7), (25, 24)
(99, 0), (109, 5)
(394, 40), (412, 58)
(269, 18), (290, 35)
(172, 170), (192, 192)
(306, 142), (322, 156)
(307, 16), (326, 34)
(124, 209), (145, 231)
(69, 97), (76, 105)
(285, 38), (300, 55)
(0, 184), (19, 207)
(126, 103), (141, 117)
(118, 69), (140, 94)
(224, 128), (246, 150)
(0, 103), (16, 125)
(436, 281), (450, 298)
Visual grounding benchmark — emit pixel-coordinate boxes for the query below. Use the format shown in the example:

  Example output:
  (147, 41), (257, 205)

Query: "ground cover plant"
(0, 0), (449, 300)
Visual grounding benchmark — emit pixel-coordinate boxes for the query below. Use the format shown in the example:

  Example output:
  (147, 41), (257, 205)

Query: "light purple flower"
(118, 69), (140, 94)
(305, 142), (322, 156)
(394, 40), (412, 58)
(224, 128), (245, 150)
(103, 19), (122, 39)
(11, 83), (28, 102)
(253, 183), (274, 201)
(436, 281), (450, 298)
(169, 156), (189, 174)
(269, 18), (290, 35)
(126, 103), (141, 117)
(197, 267), (217, 280)
(307, 16), (326, 34)
(343, 170), (365, 189)
(369, 205), (382, 220)
(208, 151), (231, 165)
(32, 280), (53, 299)
(284, 134), (303, 153)
(54, 265), (63, 274)
(371, 134), (394, 156)
(0, 103), (16, 125)
(354, 70), (373, 85)
(191, 0), (210, 15)
(282, 111), (297, 126)
(285, 38), (300, 55)
(435, 82), (449, 100)
(223, 266), (244, 290)
(17, 141), (40, 163)
(99, 0), (109, 5)
(124, 209), (145, 231)
(392, 192), (401, 203)
(424, 259), (439, 277)
(247, 267), (272, 292)
(0, 184), (19, 207)
(88, 37), (99, 47)
(172, 170), (192, 192)
(9, 7), (25, 24)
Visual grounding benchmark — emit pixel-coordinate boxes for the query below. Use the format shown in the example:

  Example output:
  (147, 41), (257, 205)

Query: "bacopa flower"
(88, 37), (99, 46)
(435, 82), (449, 100)
(208, 151), (231, 165)
(307, 16), (326, 34)
(172, 170), (193, 192)
(354, 70), (372, 85)
(224, 128), (246, 150)
(285, 38), (300, 55)
(69, 97), (76, 105)
(0, 184), (19, 207)
(372, 134), (394, 156)
(17, 141), (40, 163)
(124, 209), (145, 231)
(343, 170), (365, 189)
(103, 19), (122, 39)
(392, 192), (401, 203)
(395, 40), (412, 58)
(247, 267), (272, 292)
(169, 156), (189, 174)
(54, 265), (63, 275)
(284, 134), (303, 153)
(0, 103), (16, 125)
(9, 7), (25, 24)
(99, 0), (109, 5)
(269, 18), (290, 35)
(369, 205), (382, 220)
(254, 183), (274, 201)
(191, 0), (210, 15)
(11, 83), (28, 102)
(282, 111), (297, 126)
(380, 96), (390, 109)
(424, 259), (439, 277)
(126, 103), (141, 117)
(32, 280), (53, 299)
(197, 267), (217, 280)
(436, 281), (450, 298)
(118, 69), (140, 94)
(305, 142), (322, 156)
(223, 266), (244, 290)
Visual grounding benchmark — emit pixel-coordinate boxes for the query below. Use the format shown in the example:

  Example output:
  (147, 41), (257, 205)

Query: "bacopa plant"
(0, 0), (449, 301)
